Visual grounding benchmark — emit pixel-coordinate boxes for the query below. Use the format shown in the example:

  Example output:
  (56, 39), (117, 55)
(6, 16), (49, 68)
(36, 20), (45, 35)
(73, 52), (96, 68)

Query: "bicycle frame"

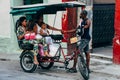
(38, 40), (79, 68)
(39, 42), (67, 63)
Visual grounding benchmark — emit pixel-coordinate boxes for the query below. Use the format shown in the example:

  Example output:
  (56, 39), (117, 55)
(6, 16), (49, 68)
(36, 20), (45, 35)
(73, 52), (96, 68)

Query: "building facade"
(0, 0), (11, 37)
(0, 0), (11, 53)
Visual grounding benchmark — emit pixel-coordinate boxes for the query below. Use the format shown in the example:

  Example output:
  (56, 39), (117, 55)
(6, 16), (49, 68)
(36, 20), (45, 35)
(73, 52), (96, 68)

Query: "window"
(24, 0), (43, 5)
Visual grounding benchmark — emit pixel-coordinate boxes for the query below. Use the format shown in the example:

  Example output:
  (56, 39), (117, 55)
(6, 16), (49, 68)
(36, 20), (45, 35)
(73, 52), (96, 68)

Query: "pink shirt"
(24, 33), (36, 40)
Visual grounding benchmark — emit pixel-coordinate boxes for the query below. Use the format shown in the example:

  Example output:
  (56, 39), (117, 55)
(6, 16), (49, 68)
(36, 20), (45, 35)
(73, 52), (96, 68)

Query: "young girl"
(40, 23), (51, 57)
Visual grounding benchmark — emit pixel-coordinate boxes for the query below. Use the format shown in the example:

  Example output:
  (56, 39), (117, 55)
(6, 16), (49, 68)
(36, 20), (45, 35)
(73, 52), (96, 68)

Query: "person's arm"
(40, 29), (47, 36)
(18, 34), (25, 40)
(47, 24), (62, 32)
(64, 29), (76, 33)
(84, 19), (91, 28)
(17, 27), (25, 40)
(47, 30), (49, 35)
(33, 24), (38, 34)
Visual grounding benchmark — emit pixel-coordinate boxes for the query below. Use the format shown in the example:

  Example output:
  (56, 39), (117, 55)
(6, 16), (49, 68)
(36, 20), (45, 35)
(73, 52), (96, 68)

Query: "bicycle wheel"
(20, 51), (37, 73)
(78, 54), (89, 80)
(39, 58), (54, 69)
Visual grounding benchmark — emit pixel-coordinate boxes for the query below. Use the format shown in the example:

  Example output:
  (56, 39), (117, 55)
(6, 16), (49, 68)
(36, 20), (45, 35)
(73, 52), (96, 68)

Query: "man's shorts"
(78, 39), (90, 53)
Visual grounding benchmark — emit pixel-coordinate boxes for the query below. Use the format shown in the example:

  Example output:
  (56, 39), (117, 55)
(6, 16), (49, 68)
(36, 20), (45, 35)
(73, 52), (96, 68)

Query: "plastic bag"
(49, 44), (59, 57)
(45, 37), (53, 45)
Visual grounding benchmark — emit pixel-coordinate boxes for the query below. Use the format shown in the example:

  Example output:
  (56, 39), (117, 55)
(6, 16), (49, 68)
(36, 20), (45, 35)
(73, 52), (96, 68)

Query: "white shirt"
(35, 24), (42, 39)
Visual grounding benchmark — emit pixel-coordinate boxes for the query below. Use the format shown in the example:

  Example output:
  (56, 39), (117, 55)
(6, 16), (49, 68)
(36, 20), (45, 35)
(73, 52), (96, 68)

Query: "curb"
(0, 53), (113, 61)
(90, 54), (112, 61)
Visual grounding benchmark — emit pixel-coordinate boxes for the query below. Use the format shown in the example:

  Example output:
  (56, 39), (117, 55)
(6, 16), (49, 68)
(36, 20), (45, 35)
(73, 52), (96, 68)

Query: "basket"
(70, 37), (78, 44)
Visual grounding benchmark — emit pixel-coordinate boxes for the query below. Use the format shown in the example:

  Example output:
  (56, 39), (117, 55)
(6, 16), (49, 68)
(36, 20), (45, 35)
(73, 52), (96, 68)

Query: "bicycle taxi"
(10, 1), (89, 80)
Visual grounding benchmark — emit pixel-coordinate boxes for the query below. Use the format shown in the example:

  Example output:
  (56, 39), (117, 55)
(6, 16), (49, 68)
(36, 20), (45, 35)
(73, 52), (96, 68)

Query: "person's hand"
(61, 30), (64, 34)
(25, 31), (29, 34)
(61, 30), (66, 34)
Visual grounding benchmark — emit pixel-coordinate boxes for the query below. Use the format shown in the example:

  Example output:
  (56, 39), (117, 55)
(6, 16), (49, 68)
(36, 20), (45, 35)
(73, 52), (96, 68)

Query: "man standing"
(65, 10), (91, 73)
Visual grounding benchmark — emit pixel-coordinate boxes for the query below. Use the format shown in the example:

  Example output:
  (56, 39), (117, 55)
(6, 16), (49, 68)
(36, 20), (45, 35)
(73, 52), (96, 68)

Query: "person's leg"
(85, 52), (90, 69)
(68, 40), (85, 73)
(31, 49), (39, 64)
(72, 50), (78, 69)
(43, 44), (51, 57)
(33, 55), (39, 64)
(84, 42), (91, 73)
(44, 51), (49, 56)
(33, 44), (39, 64)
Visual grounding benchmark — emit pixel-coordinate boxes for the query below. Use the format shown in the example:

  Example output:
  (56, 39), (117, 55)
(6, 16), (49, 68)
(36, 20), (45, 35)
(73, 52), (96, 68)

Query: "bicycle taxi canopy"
(10, 1), (86, 45)
(10, 1), (85, 15)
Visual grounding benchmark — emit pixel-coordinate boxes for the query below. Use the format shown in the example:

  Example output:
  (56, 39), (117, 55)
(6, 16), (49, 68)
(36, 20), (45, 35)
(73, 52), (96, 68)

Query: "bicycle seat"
(49, 34), (63, 40)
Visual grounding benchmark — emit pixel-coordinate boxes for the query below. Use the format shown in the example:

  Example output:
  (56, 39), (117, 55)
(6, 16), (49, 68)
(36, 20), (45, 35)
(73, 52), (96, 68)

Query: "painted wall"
(10, 0), (24, 53)
(0, 0), (10, 38)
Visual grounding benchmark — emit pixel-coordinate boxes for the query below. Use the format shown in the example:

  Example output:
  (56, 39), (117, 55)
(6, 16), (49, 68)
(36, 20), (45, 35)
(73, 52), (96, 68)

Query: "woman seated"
(16, 16), (27, 48)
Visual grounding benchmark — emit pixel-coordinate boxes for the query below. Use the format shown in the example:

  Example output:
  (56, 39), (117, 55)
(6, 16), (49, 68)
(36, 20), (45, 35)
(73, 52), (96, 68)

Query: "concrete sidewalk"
(91, 46), (113, 61)
(0, 46), (113, 61)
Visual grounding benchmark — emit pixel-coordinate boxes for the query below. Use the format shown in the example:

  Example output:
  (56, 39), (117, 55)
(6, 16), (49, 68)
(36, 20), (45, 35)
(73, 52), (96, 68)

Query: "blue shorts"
(78, 39), (90, 53)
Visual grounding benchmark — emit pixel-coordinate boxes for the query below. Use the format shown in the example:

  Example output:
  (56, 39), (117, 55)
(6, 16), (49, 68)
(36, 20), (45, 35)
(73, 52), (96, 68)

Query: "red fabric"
(113, 0), (120, 64)
(113, 36), (120, 64)
(62, 11), (68, 42)
(114, 0), (120, 36)
(62, 0), (77, 53)
(62, 0), (68, 42)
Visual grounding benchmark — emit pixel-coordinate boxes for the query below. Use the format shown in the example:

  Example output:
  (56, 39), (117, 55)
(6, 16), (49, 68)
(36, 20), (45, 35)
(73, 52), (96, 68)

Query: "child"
(40, 23), (51, 57)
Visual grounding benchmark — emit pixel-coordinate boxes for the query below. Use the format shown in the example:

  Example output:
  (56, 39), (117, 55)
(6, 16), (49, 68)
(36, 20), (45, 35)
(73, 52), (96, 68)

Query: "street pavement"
(0, 46), (120, 80)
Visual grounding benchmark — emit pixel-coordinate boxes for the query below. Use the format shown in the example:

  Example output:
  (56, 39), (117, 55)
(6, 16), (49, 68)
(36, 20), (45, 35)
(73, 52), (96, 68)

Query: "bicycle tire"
(78, 54), (89, 80)
(20, 51), (37, 73)
(39, 58), (54, 69)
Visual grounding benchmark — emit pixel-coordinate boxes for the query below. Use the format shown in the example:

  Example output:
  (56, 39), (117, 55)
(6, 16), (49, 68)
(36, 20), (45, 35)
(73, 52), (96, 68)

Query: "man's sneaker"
(67, 68), (77, 73)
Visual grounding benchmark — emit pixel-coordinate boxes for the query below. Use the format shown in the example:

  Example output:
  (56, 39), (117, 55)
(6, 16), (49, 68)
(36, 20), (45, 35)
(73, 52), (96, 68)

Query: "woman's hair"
(19, 16), (26, 26)
(15, 16), (26, 34)
(40, 22), (45, 27)
(27, 20), (36, 31)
